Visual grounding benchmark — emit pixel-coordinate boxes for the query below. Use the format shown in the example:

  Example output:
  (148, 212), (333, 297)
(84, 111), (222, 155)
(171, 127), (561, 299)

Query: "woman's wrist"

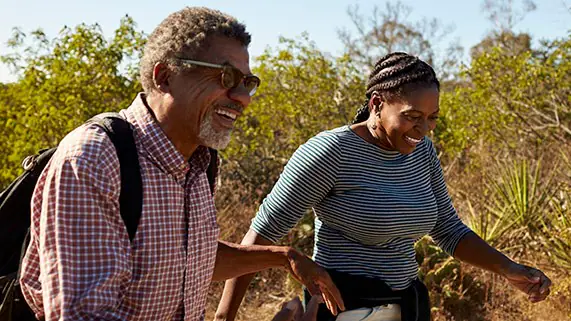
(495, 255), (516, 277)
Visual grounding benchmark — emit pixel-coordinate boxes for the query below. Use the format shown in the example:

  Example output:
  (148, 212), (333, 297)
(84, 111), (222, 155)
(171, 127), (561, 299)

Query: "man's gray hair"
(140, 7), (251, 94)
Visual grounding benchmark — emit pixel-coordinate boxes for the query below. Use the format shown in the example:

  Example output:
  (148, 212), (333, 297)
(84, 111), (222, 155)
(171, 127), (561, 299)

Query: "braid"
(352, 99), (372, 124)
(350, 52), (439, 124)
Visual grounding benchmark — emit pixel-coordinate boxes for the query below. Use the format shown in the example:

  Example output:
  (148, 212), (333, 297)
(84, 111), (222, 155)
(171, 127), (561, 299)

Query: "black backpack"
(0, 113), (218, 321)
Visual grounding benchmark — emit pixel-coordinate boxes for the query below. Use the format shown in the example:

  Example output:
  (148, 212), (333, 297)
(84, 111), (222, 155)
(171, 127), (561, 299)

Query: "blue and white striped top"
(251, 126), (472, 290)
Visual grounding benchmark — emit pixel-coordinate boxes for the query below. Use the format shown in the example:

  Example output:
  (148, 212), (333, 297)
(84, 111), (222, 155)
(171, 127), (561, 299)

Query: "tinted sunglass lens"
(244, 76), (260, 96)
(221, 70), (236, 89)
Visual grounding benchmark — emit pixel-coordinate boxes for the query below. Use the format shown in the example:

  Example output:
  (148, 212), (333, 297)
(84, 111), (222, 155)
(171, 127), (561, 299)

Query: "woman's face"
(370, 86), (440, 154)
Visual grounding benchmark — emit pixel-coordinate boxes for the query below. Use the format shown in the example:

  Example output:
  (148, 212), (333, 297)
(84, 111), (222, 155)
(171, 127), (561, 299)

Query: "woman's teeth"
(404, 136), (422, 144)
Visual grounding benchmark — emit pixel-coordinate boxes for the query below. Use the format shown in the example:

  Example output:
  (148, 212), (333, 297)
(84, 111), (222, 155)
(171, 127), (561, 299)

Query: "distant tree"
(0, 16), (145, 187)
(337, 0), (463, 81)
(470, 31), (532, 58)
(437, 34), (571, 158)
(470, 0), (535, 58)
(481, 0), (536, 32)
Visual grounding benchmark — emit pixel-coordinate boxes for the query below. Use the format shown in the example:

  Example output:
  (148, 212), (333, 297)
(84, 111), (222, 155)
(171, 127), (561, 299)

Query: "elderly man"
(19, 7), (343, 321)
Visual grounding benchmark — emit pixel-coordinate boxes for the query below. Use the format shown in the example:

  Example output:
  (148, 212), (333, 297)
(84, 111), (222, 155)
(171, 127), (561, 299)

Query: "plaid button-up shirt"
(20, 94), (220, 321)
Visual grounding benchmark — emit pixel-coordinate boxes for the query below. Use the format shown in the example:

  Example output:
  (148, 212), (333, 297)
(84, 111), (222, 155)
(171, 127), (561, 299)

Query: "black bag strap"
(88, 112), (142, 243)
(206, 148), (218, 195)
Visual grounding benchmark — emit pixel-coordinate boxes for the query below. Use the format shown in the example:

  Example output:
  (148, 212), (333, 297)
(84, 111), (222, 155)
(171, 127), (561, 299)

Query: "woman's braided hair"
(351, 52), (440, 124)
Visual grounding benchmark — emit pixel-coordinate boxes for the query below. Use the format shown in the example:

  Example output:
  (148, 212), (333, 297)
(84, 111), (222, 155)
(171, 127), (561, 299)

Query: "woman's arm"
(453, 232), (551, 303)
(453, 231), (511, 275)
(424, 139), (551, 303)
(214, 230), (273, 321)
(215, 133), (344, 320)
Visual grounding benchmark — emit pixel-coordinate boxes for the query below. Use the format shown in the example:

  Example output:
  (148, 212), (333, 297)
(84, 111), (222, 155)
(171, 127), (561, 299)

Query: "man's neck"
(145, 93), (198, 162)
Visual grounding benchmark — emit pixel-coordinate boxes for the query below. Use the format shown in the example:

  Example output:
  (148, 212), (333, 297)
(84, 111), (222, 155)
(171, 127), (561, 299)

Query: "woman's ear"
(369, 91), (384, 114)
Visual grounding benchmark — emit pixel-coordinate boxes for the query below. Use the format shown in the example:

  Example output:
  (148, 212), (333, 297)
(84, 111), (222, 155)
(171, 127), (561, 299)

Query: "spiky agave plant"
(466, 158), (557, 254)
(541, 151), (571, 271)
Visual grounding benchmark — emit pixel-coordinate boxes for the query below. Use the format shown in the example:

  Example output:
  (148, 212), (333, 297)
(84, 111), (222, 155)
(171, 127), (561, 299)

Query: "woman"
(215, 53), (551, 321)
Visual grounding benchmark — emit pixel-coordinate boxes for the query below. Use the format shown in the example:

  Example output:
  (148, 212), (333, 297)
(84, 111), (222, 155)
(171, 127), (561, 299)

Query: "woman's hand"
(453, 232), (552, 303)
(284, 248), (345, 315)
(502, 262), (552, 303)
(271, 296), (322, 321)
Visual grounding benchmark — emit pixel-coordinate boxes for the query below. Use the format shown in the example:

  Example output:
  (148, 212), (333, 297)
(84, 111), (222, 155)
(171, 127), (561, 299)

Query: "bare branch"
(337, 0), (460, 77)
(481, 0), (537, 32)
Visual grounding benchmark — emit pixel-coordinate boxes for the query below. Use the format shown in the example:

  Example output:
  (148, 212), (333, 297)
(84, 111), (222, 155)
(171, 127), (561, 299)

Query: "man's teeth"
(405, 136), (421, 143)
(216, 109), (237, 120)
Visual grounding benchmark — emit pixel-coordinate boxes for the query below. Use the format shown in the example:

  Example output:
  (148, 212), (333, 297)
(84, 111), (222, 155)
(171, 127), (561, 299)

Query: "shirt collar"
(123, 93), (211, 183)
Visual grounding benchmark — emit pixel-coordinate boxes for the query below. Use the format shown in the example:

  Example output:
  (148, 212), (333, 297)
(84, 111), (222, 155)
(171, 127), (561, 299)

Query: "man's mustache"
(216, 103), (244, 114)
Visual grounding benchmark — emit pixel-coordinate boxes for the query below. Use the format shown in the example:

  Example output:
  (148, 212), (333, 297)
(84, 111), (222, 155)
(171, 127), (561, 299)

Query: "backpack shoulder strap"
(206, 148), (218, 195)
(88, 112), (142, 243)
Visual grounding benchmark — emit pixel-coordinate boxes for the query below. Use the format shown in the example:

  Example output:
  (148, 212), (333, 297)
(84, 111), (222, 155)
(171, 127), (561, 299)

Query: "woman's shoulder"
(311, 125), (355, 144)
(409, 136), (438, 165)
(418, 136), (437, 155)
(305, 126), (348, 146)
(327, 125), (353, 137)
(294, 126), (352, 160)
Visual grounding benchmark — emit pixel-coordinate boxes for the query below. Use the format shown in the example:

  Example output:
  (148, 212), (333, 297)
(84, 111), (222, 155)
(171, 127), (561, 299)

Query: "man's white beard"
(198, 110), (232, 150)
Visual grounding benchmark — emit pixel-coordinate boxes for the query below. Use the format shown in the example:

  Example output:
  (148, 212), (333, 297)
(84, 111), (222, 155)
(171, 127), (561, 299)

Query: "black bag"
(0, 113), (143, 321)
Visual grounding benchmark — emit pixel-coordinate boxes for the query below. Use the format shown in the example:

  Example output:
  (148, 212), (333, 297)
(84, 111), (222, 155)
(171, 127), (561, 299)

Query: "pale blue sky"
(0, 0), (569, 82)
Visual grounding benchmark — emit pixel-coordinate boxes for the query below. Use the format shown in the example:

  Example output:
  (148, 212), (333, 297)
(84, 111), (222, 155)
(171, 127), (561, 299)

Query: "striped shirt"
(251, 126), (471, 290)
(20, 93), (219, 321)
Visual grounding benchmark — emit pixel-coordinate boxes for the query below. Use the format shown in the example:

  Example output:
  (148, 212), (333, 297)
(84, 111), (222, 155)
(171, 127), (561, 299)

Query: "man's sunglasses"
(176, 58), (261, 96)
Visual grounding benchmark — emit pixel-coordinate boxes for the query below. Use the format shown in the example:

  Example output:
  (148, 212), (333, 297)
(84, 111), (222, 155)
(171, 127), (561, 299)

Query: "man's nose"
(228, 84), (252, 108)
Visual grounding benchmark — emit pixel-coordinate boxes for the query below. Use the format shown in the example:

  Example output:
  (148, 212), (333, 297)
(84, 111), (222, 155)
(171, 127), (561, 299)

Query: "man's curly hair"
(140, 7), (251, 94)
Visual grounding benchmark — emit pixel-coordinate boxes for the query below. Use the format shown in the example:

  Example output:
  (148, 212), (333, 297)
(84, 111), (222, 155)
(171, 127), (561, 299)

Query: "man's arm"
(212, 240), (289, 281)
(20, 132), (131, 321)
(213, 234), (345, 318)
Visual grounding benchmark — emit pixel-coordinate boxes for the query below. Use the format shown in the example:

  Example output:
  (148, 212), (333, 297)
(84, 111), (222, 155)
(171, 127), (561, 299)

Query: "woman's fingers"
(301, 296), (323, 321)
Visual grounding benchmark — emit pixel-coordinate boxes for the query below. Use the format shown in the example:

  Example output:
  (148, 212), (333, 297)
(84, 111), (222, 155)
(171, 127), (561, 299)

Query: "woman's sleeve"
(250, 132), (341, 243)
(426, 139), (473, 256)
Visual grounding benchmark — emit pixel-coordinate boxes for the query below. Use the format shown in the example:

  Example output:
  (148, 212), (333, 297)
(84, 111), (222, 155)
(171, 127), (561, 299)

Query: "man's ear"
(153, 62), (170, 93)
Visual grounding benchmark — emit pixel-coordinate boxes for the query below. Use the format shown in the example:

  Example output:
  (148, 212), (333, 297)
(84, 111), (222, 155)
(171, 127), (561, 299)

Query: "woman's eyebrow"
(401, 106), (440, 114)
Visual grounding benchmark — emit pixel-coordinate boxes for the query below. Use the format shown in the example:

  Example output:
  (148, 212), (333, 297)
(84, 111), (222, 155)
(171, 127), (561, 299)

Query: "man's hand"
(502, 262), (552, 303)
(284, 248), (345, 316)
(271, 296), (322, 321)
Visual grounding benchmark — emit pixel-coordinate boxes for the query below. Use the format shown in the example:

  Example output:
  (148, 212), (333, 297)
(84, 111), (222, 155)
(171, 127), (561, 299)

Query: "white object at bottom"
(335, 304), (401, 321)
